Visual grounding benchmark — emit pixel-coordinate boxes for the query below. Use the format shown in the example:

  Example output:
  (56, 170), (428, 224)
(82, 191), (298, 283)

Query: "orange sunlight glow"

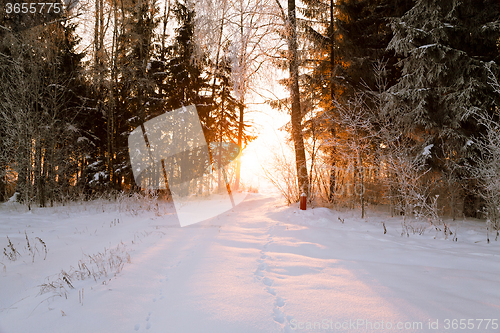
(238, 103), (290, 194)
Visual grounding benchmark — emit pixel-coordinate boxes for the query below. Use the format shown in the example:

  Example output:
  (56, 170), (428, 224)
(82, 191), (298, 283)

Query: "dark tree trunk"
(0, 169), (5, 202)
(235, 101), (244, 190)
(328, 0), (336, 202)
(288, 0), (309, 198)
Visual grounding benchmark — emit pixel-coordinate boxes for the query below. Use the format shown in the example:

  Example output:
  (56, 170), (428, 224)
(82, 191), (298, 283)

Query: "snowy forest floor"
(0, 194), (499, 333)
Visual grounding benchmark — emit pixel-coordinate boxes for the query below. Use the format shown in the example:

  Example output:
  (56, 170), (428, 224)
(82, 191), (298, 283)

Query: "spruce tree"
(335, 0), (413, 94)
(0, 19), (87, 205)
(164, 2), (210, 108)
(300, 0), (412, 201)
(387, 0), (500, 216)
(300, 0), (412, 108)
(211, 56), (240, 144)
(112, 0), (159, 190)
(387, 0), (500, 140)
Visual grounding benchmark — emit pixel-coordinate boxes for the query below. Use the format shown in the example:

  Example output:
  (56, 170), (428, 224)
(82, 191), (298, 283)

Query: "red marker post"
(300, 192), (307, 210)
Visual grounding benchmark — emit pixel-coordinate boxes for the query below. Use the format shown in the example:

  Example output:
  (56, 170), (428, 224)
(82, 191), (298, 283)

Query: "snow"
(422, 144), (433, 157)
(77, 137), (88, 143)
(1, 195), (499, 333)
(67, 124), (78, 132)
(6, 192), (19, 203)
(93, 171), (105, 181)
(416, 43), (437, 50)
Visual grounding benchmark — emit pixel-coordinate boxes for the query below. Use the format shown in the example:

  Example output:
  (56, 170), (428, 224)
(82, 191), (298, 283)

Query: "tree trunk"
(357, 151), (364, 218)
(234, 6), (245, 191)
(287, 0), (309, 198)
(328, 0), (336, 202)
(35, 141), (45, 207)
(309, 124), (317, 199)
(0, 169), (5, 202)
(235, 100), (244, 190)
(161, 0), (171, 60)
(328, 129), (336, 202)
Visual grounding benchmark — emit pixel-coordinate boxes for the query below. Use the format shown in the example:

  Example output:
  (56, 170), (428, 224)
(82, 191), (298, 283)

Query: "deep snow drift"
(1, 194), (499, 333)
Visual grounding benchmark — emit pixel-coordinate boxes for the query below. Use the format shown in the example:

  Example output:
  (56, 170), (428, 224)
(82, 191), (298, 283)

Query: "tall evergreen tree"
(300, 0), (338, 201)
(335, 0), (412, 95)
(163, 0), (211, 118)
(211, 56), (240, 145)
(300, 0), (413, 201)
(387, 0), (500, 138)
(387, 0), (500, 215)
(111, 0), (159, 190)
(0, 19), (87, 205)
(300, 0), (412, 111)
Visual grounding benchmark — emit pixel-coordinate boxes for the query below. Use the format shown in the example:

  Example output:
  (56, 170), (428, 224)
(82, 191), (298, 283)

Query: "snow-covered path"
(1, 194), (499, 333)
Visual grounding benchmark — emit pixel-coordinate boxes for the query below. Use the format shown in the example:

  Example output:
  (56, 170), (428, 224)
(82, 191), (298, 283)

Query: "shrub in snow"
(39, 243), (131, 299)
(376, 106), (440, 223)
(467, 66), (500, 239)
(261, 142), (299, 204)
(2, 234), (47, 263)
(469, 114), (500, 237)
(2, 236), (20, 261)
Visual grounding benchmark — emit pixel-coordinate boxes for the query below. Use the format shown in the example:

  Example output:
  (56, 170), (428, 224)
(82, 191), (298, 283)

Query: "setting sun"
(237, 102), (290, 193)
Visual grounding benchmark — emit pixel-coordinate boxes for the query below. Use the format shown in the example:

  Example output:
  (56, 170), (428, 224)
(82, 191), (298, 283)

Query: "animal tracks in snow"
(135, 266), (174, 331)
(263, 277), (274, 286)
(266, 286), (277, 296)
(273, 296), (287, 324)
(275, 296), (285, 307)
(255, 223), (294, 331)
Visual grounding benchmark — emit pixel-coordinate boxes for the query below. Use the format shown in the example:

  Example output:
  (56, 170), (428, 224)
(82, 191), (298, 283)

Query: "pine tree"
(335, 0), (412, 94)
(300, 0), (412, 111)
(300, 0), (338, 201)
(111, 0), (159, 191)
(387, 0), (500, 216)
(211, 56), (240, 145)
(162, 0), (212, 137)
(387, 0), (500, 141)
(0, 19), (87, 206)
(300, 0), (412, 201)
(43, 20), (87, 204)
